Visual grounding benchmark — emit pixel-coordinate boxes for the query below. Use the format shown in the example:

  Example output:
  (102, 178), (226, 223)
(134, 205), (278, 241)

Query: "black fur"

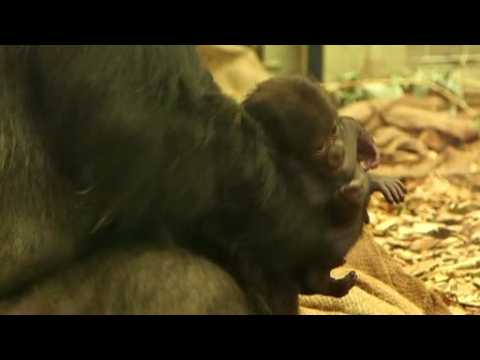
(0, 46), (346, 314)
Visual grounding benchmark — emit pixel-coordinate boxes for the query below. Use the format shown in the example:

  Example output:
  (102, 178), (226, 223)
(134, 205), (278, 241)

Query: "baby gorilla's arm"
(336, 170), (407, 224)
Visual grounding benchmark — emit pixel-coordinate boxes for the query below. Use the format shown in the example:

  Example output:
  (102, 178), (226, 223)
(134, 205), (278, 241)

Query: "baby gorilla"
(243, 76), (406, 298)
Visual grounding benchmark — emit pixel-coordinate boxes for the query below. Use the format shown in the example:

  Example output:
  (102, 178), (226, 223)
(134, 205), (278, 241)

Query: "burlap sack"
(197, 45), (272, 101)
(299, 227), (451, 315)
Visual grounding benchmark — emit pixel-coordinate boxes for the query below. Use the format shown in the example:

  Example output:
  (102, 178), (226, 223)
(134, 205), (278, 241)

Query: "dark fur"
(0, 245), (250, 315)
(0, 46), (351, 314)
(242, 76), (405, 297)
(243, 78), (372, 240)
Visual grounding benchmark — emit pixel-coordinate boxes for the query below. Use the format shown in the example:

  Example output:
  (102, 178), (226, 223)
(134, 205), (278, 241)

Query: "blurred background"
(197, 45), (480, 315)
(261, 45), (480, 81)
(198, 45), (480, 103)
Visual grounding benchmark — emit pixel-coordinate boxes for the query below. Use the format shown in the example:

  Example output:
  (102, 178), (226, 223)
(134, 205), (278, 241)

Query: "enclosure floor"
(370, 141), (480, 315)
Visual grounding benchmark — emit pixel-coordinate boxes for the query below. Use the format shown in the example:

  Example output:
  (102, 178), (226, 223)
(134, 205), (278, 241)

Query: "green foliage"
(334, 69), (467, 111)
(335, 87), (371, 107)
(335, 72), (371, 106)
(410, 69), (464, 99)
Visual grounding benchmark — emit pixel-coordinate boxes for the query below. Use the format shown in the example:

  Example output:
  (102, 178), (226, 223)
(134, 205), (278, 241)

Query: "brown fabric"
(299, 227), (451, 315)
(197, 45), (272, 102)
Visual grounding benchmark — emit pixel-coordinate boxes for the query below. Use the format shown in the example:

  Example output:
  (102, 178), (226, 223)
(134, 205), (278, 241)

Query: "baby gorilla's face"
(309, 116), (346, 176)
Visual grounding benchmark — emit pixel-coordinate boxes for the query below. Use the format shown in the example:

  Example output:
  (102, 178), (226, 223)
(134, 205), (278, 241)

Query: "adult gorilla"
(0, 46), (350, 314)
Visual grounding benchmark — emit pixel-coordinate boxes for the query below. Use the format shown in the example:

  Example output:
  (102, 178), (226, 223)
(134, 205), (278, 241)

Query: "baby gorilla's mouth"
(358, 131), (380, 171)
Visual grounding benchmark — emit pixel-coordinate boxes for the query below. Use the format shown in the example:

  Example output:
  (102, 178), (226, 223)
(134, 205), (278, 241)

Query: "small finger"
(382, 186), (395, 204)
(394, 182), (406, 199)
(394, 184), (406, 202)
(390, 185), (402, 204)
(393, 178), (407, 192)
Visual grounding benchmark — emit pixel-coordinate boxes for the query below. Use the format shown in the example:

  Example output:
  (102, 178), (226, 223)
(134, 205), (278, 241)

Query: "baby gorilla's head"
(243, 76), (346, 175)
